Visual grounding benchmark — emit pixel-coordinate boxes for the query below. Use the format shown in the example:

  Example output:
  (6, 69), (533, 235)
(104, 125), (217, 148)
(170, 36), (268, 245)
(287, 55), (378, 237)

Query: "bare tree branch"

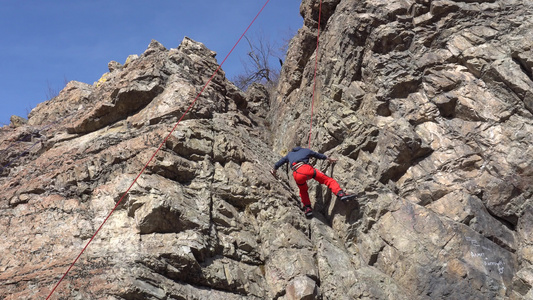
(233, 32), (284, 90)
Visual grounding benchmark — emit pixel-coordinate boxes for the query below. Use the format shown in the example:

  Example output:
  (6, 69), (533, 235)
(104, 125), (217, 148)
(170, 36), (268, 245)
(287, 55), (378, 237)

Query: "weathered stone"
(430, 0), (461, 17)
(265, 248), (318, 298)
(245, 82), (269, 118)
(124, 54), (139, 67)
(9, 115), (27, 127)
(26, 80), (93, 126)
(285, 276), (317, 300)
(108, 60), (123, 72)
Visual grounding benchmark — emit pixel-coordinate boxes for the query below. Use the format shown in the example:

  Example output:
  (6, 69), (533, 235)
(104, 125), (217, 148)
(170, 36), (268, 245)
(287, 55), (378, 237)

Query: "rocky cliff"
(1, 0), (533, 299)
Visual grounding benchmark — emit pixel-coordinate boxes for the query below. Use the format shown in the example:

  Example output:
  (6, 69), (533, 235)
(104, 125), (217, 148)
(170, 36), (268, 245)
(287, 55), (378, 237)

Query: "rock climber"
(271, 146), (354, 218)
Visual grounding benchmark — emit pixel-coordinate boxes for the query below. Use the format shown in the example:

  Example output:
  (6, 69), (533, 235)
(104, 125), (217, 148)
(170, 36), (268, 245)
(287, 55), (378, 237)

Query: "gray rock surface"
(272, 0), (533, 299)
(1, 0), (532, 299)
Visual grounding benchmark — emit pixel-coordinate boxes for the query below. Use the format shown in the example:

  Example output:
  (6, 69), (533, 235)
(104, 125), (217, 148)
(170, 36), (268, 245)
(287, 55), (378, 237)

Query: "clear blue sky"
(0, 0), (302, 126)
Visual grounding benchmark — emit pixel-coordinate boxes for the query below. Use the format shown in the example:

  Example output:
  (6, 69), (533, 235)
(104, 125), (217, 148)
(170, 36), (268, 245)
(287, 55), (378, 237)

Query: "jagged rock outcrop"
(9, 115), (28, 128)
(0, 37), (283, 299)
(1, 0), (532, 299)
(272, 0), (533, 299)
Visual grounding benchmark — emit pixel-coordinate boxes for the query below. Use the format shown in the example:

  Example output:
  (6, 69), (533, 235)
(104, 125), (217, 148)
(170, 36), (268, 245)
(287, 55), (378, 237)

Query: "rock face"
(272, 0), (533, 298)
(1, 1), (532, 300)
(0, 37), (277, 300)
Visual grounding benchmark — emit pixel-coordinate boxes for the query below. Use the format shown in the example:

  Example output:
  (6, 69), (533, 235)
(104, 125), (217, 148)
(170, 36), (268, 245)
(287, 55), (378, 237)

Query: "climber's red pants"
(292, 164), (342, 207)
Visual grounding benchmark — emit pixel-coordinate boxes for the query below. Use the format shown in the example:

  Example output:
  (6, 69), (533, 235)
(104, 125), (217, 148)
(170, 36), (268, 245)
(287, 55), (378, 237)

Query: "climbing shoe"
(337, 190), (356, 202)
(303, 205), (313, 218)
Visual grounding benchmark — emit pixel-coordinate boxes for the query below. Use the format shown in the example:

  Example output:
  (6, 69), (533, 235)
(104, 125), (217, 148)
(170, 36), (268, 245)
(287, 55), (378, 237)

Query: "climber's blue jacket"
(273, 147), (327, 170)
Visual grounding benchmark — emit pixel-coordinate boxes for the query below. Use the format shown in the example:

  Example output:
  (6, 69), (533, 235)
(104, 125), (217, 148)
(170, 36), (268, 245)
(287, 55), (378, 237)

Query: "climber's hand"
(270, 169), (278, 179)
(327, 157), (337, 164)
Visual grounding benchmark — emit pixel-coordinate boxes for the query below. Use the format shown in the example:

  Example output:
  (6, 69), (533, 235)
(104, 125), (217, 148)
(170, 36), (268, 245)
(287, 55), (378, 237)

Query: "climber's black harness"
(291, 162), (316, 185)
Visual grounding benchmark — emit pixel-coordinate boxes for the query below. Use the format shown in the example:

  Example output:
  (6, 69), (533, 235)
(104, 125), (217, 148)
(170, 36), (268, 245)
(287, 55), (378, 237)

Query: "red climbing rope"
(307, 0), (323, 148)
(45, 1), (271, 299)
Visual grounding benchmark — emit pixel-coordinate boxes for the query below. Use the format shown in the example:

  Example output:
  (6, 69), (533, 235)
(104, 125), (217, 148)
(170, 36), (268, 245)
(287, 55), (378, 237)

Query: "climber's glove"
(270, 168), (278, 179)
